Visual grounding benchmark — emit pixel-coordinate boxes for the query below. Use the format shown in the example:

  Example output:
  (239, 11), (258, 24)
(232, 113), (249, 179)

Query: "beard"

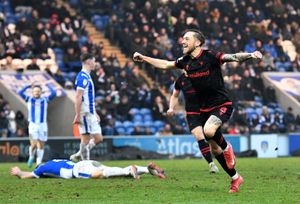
(183, 45), (196, 55)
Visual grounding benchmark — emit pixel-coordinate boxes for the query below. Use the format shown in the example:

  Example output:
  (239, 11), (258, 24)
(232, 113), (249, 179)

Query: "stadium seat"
(116, 127), (126, 135)
(133, 121), (143, 128)
(129, 108), (139, 115)
(133, 114), (143, 122)
(125, 127), (134, 135)
(256, 107), (263, 115)
(53, 48), (64, 55)
(69, 0), (79, 7)
(67, 61), (82, 72)
(140, 108), (151, 115)
(91, 15), (101, 24)
(143, 114), (153, 122)
(123, 121), (133, 129)
(154, 120), (165, 130)
(115, 120), (123, 128)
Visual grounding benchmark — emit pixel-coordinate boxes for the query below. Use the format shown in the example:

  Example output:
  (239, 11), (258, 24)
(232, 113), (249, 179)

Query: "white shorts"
(72, 160), (107, 178)
(29, 122), (48, 142)
(79, 113), (102, 135)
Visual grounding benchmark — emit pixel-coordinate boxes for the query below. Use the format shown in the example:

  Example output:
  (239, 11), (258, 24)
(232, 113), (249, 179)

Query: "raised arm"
(167, 89), (180, 116)
(46, 84), (57, 101)
(221, 50), (262, 63)
(133, 52), (176, 70)
(18, 85), (31, 101)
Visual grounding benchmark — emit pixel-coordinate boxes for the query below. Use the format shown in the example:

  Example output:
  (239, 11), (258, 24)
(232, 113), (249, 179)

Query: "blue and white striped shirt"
(75, 70), (95, 114)
(18, 85), (56, 123)
(33, 159), (75, 178)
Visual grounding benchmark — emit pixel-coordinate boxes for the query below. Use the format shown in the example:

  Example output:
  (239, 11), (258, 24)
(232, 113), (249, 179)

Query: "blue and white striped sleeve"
(18, 85), (31, 102)
(46, 84), (57, 102)
(76, 74), (89, 90)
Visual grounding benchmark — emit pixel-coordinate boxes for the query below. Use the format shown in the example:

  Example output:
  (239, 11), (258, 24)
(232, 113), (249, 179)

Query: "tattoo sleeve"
(222, 53), (253, 63)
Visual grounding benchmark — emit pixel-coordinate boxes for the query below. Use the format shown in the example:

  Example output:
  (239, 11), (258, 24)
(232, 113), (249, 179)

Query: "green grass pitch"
(1, 158), (300, 204)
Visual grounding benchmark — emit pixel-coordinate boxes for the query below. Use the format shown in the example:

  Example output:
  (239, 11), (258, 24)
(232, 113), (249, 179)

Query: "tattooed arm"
(222, 50), (262, 63)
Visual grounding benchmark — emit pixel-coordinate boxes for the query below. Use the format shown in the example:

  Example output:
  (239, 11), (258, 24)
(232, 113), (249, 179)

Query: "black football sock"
(198, 139), (213, 164)
(212, 129), (228, 150)
(215, 152), (236, 177)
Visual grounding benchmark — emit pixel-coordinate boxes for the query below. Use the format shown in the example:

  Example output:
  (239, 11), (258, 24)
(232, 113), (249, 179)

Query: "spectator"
(131, 126), (145, 135)
(285, 107), (296, 132)
(152, 96), (167, 121)
(116, 95), (132, 121)
(0, 110), (9, 138)
(26, 57), (40, 70)
(15, 111), (28, 136)
(157, 124), (173, 136)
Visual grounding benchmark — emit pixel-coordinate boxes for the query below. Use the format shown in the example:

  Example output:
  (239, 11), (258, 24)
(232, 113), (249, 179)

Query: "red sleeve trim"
(173, 61), (177, 68)
(220, 53), (225, 64)
(186, 112), (201, 115)
(200, 102), (232, 112)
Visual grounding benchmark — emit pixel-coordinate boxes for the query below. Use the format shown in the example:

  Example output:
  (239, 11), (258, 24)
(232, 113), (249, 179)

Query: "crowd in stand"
(0, 0), (300, 137)
(0, 94), (28, 137)
(98, 0), (300, 134)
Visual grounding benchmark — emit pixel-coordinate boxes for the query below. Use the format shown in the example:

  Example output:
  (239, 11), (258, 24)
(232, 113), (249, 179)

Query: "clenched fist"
(133, 52), (144, 62)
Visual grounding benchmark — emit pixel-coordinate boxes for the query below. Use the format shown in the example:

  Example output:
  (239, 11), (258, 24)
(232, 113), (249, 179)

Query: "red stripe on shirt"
(200, 102), (232, 112)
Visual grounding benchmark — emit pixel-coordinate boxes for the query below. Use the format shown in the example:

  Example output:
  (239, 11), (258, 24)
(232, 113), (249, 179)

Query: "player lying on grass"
(10, 159), (166, 180)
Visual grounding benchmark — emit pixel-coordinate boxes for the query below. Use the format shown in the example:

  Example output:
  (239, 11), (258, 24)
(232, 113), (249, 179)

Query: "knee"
(94, 134), (103, 144)
(211, 146), (222, 156)
(191, 128), (205, 141)
(203, 125), (217, 138)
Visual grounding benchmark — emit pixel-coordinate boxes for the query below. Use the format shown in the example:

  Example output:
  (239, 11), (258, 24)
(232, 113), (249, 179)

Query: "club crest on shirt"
(83, 79), (88, 86)
(220, 107), (227, 116)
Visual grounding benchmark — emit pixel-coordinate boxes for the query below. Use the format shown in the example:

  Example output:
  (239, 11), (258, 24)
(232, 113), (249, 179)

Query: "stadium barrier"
(289, 133), (300, 156)
(0, 134), (296, 162)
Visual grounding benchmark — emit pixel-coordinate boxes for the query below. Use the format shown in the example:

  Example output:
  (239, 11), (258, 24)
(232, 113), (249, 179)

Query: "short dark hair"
(32, 84), (42, 90)
(80, 53), (94, 63)
(183, 29), (206, 46)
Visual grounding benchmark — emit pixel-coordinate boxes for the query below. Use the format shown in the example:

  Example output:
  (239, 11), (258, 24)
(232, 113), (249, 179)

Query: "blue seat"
(94, 19), (104, 30)
(116, 127), (126, 135)
(144, 121), (153, 127)
(69, 0), (79, 7)
(256, 108), (263, 115)
(53, 48), (64, 54)
(133, 121), (143, 127)
(78, 36), (88, 46)
(101, 15), (109, 27)
(140, 108), (151, 115)
(68, 61), (82, 71)
(55, 53), (64, 61)
(143, 114), (152, 122)
(91, 15), (101, 24)
(123, 121), (133, 128)
(129, 108), (139, 115)
(268, 108), (275, 114)
(133, 114), (143, 122)
(250, 113), (258, 120)
(125, 127), (134, 135)
(115, 121), (123, 128)
(154, 120), (164, 130)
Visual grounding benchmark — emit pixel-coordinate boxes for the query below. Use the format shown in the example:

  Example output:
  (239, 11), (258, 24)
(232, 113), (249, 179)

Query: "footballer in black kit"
(175, 50), (234, 127)
(174, 73), (203, 131)
(133, 28), (263, 193)
(170, 73), (219, 173)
